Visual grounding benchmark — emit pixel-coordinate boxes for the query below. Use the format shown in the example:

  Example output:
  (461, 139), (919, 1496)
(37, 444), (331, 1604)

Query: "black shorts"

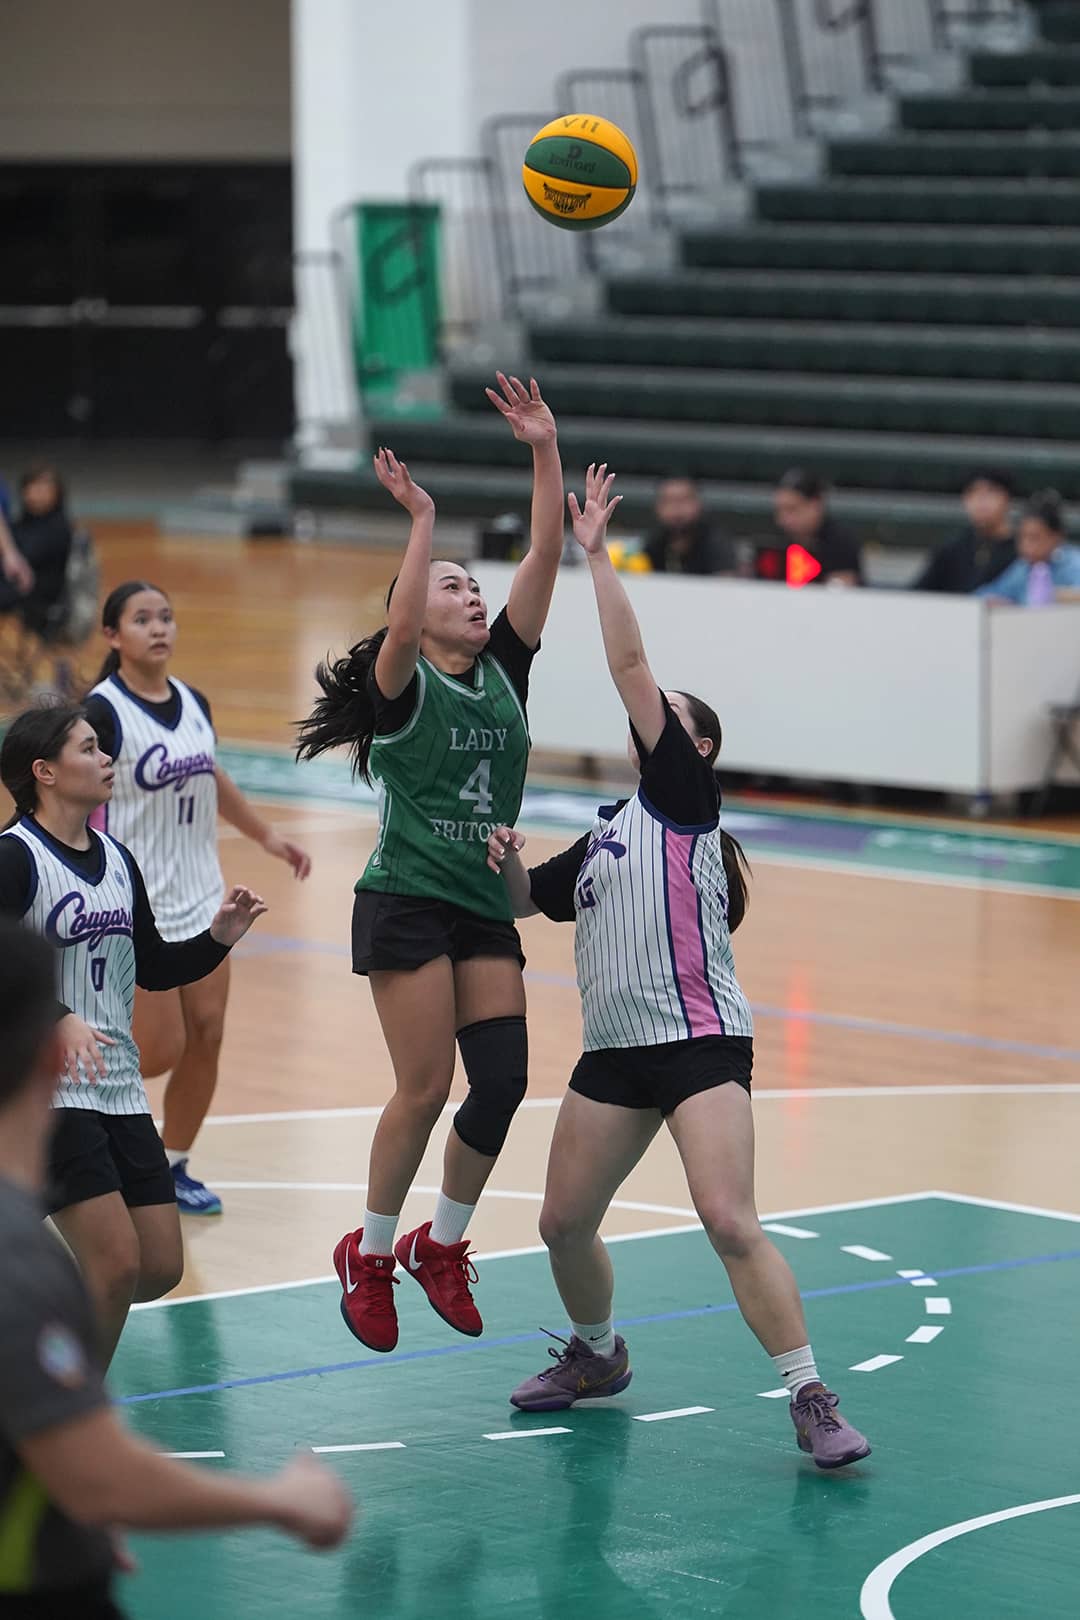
(46, 1110), (175, 1216)
(351, 890), (525, 976)
(570, 1035), (753, 1118)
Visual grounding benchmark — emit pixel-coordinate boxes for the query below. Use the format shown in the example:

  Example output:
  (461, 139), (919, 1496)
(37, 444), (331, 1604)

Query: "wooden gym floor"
(5, 526), (1080, 1619)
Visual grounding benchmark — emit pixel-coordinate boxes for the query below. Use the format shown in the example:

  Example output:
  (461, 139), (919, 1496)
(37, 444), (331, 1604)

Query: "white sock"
(772, 1344), (821, 1398)
(572, 1317), (616, 1358)
(429, 1193), (475, 1247)
(360, 1210), (399, 1257)
(165, 1149), (186, 1169)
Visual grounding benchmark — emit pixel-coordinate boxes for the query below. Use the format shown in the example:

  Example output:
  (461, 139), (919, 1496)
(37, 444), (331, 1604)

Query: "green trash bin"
(351, 201), (442, 419)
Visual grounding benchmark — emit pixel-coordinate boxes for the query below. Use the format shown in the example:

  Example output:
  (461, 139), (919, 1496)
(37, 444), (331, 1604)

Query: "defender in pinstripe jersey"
(85, 581), (311, 1216)
(0, 703), (267, 1366)
(296, 374), (565, 1356)
(489, 465), (871, 1471)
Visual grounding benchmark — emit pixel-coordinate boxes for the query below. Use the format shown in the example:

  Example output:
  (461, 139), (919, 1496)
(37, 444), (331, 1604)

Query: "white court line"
(633, 1406), (713, 1423)
(850, 1355), (903, 1373)
(926, 1189), (1080, 1224)
(896, 1269), (924, 1279)
(908, 1277), (938, 1287)
(762, 1223), (819, 1239)
(131, 1221), (707, 1311)
(925, 1298), (952, 1316)
(757, 1388), (791, 1399)
(748, 848), (1080, 903)
(167, 1450), (225, 1459)
(842, 1246), (893, 1262)
(132, 1192), (1001, 1313)
(205, 1182), (699, 1221)
(860, 1495), (1080, 1620)
(198, 1087), (1080, 1127)
(484, 1428), (569, 1441)
(906, 1326), (944, 1345)
(312, 1442), (405, 1454)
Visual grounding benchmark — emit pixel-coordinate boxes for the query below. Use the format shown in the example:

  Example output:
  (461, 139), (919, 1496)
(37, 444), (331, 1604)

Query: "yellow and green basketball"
(522, 115), (638, 232)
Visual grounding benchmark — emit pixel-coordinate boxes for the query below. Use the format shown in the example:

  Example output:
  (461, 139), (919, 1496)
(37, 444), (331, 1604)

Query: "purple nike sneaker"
(789, 1383), (872, 1469)
(510, 1332), (632, 1411)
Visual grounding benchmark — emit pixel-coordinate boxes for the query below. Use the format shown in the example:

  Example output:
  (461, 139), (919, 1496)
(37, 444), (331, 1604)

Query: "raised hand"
(209, 886), (269, 948)
(373, 447), (435, 518)
(568, 463), (622, 556)
(486, 373), (557, 447)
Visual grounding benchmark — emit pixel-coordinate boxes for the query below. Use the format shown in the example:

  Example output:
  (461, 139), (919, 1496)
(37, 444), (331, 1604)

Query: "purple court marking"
(118, 1247), (1080, 1408)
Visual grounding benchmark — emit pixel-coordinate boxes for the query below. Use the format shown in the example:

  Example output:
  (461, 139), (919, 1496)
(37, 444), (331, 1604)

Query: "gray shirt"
(0, 1176), (112, 1595)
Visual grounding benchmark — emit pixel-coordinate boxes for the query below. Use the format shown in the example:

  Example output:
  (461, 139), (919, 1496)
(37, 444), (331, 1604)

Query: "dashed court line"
(761, 1223), (820, 1239)
(633, 1406), (713, 1423)
(312, 1442), (406, 1454)
(850, 1354), (904, 1374)
(906, 1326), (944, 1344)
(926, 1297), (952, 1315)
(484, 1427), (570, 1442)
(842, 1246), (894, 1262)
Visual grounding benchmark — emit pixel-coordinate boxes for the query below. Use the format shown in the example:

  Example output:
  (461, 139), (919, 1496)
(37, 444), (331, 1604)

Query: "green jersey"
(358, 609), (533, 921)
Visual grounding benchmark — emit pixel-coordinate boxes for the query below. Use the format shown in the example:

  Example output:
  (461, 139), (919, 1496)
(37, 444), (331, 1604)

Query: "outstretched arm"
(487, 373), (563, 649)
(371, 448), (437, 701)
(570, 465), (667, 755)
(214, 768), (311, 879)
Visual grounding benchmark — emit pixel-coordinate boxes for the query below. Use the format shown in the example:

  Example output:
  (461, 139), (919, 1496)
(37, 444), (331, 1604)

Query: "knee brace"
(453, 1016), (528, 1158)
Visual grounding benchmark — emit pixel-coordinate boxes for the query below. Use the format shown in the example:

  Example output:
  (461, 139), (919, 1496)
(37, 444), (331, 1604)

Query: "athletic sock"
(165, 1149), (186, 1170)
(772, 1344), (821, 1398)
(360, 1210), (399, 1257)
(572, 1317), (617, 1358)
(429, 1193), (475, 1247)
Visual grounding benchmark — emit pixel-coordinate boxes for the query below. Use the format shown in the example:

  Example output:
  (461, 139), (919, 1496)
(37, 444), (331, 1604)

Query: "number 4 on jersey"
(458, 759), (494, 816)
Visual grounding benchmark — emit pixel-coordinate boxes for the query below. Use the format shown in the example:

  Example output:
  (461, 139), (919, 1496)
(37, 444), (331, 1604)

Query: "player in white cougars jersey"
(486, 466), (870, 1471)
(0, 702), (267, 1364)
(84, 581), (311, 1216)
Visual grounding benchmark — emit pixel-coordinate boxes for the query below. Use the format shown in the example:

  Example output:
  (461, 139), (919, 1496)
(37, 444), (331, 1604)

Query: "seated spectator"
(645, 475), (735, 575)
(7, 463), (75, 635)
(915, 468), (1017, 593)
(0, 472), (34, 606)
(772, 469), (863, 586)
(976, 490), (1080, 604)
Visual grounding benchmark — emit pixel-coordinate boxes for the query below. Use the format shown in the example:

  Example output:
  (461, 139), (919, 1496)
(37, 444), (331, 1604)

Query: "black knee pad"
(453, 1016), (528, 1158)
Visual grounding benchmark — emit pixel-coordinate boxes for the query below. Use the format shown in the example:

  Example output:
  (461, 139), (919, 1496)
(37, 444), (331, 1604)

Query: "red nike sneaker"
(333, 1228), (399, 1352)
(394, 1221), (483, 1337)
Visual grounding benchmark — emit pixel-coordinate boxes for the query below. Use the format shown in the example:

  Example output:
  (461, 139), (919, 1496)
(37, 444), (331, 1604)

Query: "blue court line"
(234, 934), (1080, 1067)
(118, 1246), (1080, 1407)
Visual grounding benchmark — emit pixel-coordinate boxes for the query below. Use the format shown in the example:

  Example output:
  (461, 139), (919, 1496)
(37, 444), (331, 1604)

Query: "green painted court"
(112, 1194), (1080, 1620)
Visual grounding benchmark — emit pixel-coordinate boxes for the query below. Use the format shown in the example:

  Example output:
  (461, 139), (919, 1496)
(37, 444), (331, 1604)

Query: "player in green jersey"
(296, 374), (564, 1352)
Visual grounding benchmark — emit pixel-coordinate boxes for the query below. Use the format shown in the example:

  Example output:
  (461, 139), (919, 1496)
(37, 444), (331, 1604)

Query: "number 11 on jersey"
(458, 759), (494, 816)
(177, 796), (195, 825)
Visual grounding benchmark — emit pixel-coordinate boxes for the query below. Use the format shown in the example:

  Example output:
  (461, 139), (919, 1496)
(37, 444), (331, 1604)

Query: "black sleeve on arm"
(527, 832), (591, 923)
(189, 686), (214, 729)
(485, 607), (537, 708)
(633, 698), (721, 830)
(124, 851), (230, 991)
(0, 842), (71, 1018)
(82, 694), (119, 761)
(369, 665), (420, 737)
(0, 837), (33, 919)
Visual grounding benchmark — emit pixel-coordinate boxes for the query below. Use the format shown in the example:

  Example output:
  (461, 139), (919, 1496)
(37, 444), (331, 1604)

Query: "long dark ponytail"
(95, 580), (169, 683)
(1, 702), (88, 829)
(676, 690), (751, 933)
(295, 579), (399, 782)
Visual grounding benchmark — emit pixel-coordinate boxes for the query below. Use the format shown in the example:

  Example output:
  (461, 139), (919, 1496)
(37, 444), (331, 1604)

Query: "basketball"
(522, 115), (638, 231)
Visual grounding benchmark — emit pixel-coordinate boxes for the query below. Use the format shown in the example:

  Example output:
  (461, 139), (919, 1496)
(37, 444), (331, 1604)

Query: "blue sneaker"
(172, 1159), (223, 1216)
